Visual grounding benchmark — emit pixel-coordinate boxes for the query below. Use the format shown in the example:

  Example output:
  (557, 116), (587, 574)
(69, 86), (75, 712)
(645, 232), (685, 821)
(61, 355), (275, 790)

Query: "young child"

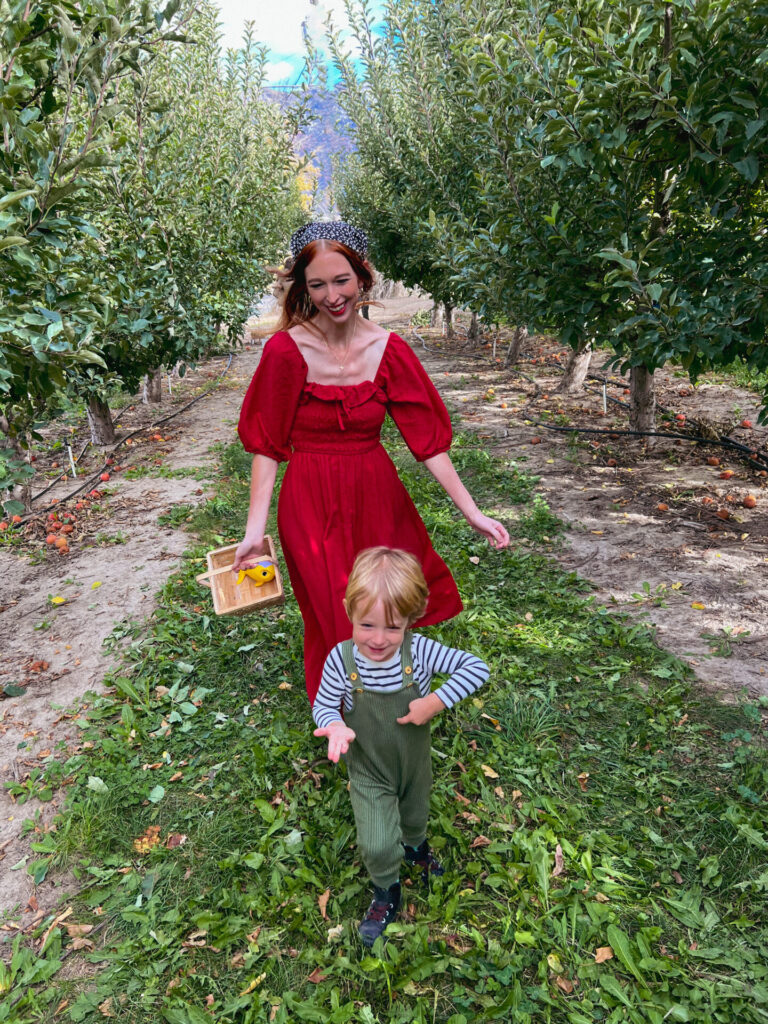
(313, 546), (489, 947)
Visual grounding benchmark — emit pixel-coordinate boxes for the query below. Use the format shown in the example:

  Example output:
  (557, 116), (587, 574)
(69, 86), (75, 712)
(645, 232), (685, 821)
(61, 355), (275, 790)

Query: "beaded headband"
(290, 221), (368, 260)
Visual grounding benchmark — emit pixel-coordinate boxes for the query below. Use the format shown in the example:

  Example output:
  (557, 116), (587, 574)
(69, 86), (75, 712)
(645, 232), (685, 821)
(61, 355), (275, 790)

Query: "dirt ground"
(1, 297), (766, 924)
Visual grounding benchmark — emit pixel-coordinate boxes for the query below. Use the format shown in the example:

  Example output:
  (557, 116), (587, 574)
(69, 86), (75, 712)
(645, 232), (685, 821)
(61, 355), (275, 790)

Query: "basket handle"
(196, 558), (277, 588)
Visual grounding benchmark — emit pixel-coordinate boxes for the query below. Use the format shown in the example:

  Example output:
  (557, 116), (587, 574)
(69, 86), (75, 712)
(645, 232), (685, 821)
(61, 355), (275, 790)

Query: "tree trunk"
(86, 395), (116, 446)
(444, 302), (454, 339)
(556, 338), (593, 394)
(143, 368), (162, 404)
(504, 325), (528, 366)
(629, 365), (656, 433)
(430, 302), (443, 330)
(467, 311), (480, 343)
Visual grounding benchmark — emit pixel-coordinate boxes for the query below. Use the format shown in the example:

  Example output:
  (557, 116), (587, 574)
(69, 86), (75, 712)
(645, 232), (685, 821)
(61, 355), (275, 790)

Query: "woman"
(234, 221), (508, 703)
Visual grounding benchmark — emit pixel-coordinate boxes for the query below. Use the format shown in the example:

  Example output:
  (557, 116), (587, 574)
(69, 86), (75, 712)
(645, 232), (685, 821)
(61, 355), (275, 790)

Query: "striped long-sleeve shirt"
(312, 633), (489, 729)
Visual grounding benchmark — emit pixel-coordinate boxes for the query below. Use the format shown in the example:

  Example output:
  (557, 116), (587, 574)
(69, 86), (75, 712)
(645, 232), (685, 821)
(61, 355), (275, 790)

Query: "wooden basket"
(196, 535), (284, 616)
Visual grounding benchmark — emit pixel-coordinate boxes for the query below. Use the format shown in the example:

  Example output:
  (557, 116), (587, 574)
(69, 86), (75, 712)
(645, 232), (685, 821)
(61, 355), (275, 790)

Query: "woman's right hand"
(232, 535), (265, 572)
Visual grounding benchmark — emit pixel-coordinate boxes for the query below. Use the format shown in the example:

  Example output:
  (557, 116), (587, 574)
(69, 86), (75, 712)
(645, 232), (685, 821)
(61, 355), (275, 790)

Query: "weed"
(90, 532), (128, 546)
(628, 581), (675, 607)
(123, 465), (208, 481)
(410, 308), (432, 328)
(701, 627), (752, 658)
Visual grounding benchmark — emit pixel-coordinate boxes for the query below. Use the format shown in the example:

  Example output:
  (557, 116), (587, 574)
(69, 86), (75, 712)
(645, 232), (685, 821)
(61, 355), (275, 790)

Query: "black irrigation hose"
(412, 326), (768, 472)
(522, 417), (768, 466)
(574, 378), (768, 472)
(484, 354), (768, 473)
(25, 354), (234, 516)
(26, 440), (93, 505)
(410, 328), (429, 351)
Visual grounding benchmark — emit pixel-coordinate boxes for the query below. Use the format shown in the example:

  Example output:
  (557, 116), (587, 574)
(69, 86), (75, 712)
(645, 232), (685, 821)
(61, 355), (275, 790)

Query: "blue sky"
(213, 0), (383, 86)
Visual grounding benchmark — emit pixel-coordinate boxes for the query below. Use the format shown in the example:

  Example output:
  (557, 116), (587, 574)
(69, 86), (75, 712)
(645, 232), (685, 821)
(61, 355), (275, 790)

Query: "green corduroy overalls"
(341, 632), (432, 888)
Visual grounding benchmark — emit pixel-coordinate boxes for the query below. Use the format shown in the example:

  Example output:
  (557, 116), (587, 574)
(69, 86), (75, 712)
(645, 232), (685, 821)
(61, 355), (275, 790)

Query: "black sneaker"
(358, 882), (400, 947)
(403, 839), (444, 883)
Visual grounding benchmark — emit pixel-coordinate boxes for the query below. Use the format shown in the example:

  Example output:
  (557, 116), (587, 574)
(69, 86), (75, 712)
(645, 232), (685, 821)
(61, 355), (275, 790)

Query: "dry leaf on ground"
(239, 973), (266, 996)
(64, 922), (93, 938)
(552, 843), (564, 877)
(318, 888), (330, 920)
(594, 946), (614, 963)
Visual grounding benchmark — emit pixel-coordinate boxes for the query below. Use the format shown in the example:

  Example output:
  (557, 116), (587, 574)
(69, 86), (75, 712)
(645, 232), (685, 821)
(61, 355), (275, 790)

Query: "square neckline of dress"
(283, 330), (396, 388)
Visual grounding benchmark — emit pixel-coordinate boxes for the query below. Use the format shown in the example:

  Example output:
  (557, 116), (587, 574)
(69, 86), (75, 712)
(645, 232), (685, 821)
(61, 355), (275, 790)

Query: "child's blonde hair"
(345, 547), (429, 625)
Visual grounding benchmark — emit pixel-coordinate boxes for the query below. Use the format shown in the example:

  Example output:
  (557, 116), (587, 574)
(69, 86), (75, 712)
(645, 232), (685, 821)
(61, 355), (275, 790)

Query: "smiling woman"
(234, 221), (509, 703)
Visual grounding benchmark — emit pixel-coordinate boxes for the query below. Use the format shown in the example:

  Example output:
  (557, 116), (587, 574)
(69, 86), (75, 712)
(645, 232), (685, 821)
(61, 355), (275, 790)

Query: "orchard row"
(331, 0), (767, 428)
(1, 0), (305, 514)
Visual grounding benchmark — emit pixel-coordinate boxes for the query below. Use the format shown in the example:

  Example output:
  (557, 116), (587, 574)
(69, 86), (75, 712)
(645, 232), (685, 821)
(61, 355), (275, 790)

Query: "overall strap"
(340, 640), (362, 691)
(400, 630), (414, 686)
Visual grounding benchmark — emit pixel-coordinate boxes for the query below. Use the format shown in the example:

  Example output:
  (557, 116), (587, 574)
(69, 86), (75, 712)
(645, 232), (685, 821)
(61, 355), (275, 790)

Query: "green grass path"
(6, 428), (768, 1023)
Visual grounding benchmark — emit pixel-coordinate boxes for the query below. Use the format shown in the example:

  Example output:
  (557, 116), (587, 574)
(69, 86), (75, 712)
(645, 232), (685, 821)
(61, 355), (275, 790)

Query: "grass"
(4, 423), (768, 1024)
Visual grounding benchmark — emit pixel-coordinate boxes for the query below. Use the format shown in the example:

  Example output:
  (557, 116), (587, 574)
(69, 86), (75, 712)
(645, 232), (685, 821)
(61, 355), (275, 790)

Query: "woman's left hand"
(466, 511), (510, 549)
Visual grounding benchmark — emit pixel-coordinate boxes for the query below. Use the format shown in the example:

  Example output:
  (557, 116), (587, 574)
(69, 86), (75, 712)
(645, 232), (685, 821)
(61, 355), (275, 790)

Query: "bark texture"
(86, 395), (116, 446)
(556, 339), (593, 394)
(629, 365), (656, 433)
(467, 311), (480, 342)
(143, 368), (162, 404)
(504, 326), (528, 366)
(443, 303), (454, 339)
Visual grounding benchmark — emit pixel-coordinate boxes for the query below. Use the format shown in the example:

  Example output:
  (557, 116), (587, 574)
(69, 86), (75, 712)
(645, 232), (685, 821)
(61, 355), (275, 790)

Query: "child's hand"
(397, 693), (445, 727)
(314, 722), (356, 763)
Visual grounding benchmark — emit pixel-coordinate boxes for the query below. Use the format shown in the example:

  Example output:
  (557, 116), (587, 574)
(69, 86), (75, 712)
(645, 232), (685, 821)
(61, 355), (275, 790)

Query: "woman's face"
(304, 250), (361, 325)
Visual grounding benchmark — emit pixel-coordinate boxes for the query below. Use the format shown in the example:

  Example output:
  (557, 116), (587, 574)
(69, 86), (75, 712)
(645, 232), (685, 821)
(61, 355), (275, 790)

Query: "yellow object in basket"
(236, 561), (276, 587)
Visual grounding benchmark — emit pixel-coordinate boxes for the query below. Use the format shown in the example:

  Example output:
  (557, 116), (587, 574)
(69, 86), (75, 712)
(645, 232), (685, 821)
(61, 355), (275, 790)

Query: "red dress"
(237, 331), (463, 703)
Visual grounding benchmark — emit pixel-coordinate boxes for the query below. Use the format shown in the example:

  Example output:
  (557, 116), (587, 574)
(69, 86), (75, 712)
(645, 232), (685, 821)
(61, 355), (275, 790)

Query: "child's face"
(349, 599), (408, 662)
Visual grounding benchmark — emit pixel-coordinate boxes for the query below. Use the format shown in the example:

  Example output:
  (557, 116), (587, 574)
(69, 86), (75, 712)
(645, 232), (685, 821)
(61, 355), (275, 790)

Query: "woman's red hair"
(277, 239), (374, 332)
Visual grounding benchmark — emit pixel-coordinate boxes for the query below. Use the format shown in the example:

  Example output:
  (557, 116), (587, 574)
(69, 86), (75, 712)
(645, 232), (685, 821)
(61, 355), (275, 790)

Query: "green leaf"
(0, 189), (36, 211)
(148, 785), (165, 803)
(0, 235), (29, 250)
(30, 858), (50, 884)
(87, 776), (109, 794)
(1, 683), (27, 697)
(606, 924), (646, 983)
(733, 154), (759, 182)
(599, 973), (632, 1007)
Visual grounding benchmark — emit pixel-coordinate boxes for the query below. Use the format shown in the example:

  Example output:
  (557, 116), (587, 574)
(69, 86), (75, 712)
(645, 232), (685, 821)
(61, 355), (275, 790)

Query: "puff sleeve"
(237, 332), (306, 461)
(380, 334), (452, 461)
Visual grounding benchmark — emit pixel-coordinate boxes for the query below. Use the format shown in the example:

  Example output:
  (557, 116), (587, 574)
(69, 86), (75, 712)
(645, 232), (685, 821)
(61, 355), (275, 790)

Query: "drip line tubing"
(25, 353), (234, 517)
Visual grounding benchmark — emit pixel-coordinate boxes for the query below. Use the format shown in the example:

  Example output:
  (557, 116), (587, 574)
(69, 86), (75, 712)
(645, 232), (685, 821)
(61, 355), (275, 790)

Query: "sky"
(212, 0), (379, 85)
